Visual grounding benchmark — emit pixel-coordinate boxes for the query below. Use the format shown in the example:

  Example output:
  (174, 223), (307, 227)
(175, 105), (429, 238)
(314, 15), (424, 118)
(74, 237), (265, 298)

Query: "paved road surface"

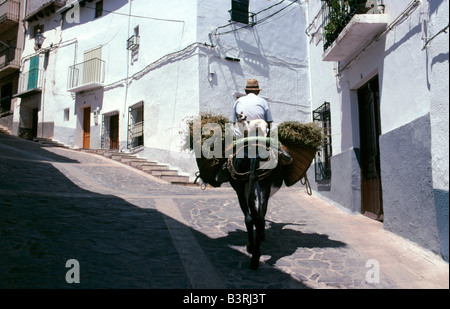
(0, 133), (448, 290)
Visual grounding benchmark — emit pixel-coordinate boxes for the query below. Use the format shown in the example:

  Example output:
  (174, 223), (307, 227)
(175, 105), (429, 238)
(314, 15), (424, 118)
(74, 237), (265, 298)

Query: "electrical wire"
(214, 0), (300, 36)
(79, 4), (185, 23)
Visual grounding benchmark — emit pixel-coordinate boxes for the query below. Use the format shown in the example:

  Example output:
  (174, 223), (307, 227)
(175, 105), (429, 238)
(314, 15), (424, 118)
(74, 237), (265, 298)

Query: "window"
(128, 101), (144, 149)
(95, 1), (103, 18)
(231, 0), (249, 24)
(313, 102), (332, 181)
(64, 108), (70, 121)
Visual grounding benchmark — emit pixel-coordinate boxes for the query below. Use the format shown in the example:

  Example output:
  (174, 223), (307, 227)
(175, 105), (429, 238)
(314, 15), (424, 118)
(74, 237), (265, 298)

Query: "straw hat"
(245, 79), (261, 91)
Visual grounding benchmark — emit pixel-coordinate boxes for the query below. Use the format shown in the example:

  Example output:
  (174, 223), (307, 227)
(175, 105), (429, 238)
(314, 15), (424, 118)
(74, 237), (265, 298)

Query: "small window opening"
(64, 108), (70, 121)
(313, 102), (332, 182)
(95, 1), (103, 18)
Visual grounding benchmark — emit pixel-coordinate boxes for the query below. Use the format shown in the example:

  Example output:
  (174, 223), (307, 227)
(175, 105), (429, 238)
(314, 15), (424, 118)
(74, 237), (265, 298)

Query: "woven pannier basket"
(280, 144), (316, 187)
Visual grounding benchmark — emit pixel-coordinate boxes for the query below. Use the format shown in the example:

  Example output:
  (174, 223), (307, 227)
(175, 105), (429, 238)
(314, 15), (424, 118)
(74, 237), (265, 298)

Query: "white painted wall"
(428, 0), (449, 192)
(307, 0), (435, 155)
(18, 0), (311, 175)
(197, 0), (311, 124)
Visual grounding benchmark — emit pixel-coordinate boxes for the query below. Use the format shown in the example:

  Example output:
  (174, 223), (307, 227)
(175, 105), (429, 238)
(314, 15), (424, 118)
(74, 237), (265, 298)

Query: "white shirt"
(232, 93), (273, 137)
(232, 93), (273, 123)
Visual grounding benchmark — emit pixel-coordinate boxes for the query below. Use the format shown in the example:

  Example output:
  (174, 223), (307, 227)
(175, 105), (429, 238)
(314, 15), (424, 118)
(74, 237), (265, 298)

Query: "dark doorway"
(83, 107), (91, 149)
(358, 76), (383, 221)
(109, 114), (119, 150)
(32, 108), (38, 139)
(0, 83), (13, 113)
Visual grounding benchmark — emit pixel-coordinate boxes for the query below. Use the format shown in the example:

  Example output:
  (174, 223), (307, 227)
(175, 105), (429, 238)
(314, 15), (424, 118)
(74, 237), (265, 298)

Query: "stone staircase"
(0, 125), (11, 135)
(80, 149), (197, 187)
(32, 137), (69, 148)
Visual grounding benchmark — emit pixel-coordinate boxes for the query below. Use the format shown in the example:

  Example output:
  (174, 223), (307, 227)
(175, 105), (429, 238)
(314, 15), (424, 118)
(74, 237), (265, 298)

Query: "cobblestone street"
(0, 133), (448, 289)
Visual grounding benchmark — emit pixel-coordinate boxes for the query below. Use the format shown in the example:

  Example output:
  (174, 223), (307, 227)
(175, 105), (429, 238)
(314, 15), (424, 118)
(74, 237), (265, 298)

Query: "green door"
(27, 55), (39, 90)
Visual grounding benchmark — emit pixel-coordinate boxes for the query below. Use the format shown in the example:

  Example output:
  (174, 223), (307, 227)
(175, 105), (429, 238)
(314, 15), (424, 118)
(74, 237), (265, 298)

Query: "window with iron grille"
(128, 101), (144, 149)
(313, 102), (332, 181)
(230, 0), (249, 24)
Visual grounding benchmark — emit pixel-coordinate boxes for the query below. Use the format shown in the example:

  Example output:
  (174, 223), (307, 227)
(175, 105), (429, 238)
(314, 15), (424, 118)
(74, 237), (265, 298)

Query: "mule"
(227, 138), (284, 269)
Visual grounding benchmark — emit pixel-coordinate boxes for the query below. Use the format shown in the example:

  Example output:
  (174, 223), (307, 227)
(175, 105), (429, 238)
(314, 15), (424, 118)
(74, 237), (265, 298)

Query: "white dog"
(236, 111), (268, 137)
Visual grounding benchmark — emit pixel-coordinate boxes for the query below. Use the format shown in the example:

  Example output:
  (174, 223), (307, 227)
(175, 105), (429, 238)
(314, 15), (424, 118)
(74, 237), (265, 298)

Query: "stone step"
(131, 162), (158, 169)
(151, 170), (180, 177)
(33, 138), (68, 148)
(141, 165), (170, 172)
(161, 175), (190, 183)
(120, 157), (147, 163)
(110, 154), (136, 160)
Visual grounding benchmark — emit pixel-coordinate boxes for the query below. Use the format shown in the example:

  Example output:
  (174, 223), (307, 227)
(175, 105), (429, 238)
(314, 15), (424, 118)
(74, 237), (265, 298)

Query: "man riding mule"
(220, 79), (292, 269)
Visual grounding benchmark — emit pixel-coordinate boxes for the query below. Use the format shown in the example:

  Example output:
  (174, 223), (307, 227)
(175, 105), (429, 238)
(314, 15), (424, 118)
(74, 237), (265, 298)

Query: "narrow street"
(0, 132), (448, 290)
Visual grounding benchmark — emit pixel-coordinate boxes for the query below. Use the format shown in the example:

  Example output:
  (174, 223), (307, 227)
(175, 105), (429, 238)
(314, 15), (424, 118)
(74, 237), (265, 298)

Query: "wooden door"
(109, 114), (119, 150)
(358, 76), (383, 221)
(83, 107), (91, 149)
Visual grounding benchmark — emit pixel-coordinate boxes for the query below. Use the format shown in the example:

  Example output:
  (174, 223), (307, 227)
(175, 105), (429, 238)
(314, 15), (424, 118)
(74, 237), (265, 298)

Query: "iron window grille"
(229, 0), (256, 25)
(127, 101), (144, 149)
(127, 35), (140, 50)
(313, 102), (332, 181)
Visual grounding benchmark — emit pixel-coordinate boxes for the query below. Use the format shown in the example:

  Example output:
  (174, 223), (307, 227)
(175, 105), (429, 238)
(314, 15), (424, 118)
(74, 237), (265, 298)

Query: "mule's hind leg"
(231, 181), (255, 254)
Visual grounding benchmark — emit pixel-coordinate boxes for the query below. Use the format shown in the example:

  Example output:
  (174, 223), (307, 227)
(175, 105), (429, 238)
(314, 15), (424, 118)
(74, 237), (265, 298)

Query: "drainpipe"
(22, 0), (27, 52)
(122, 0), (133, 151)
(123, 1), (132, 118)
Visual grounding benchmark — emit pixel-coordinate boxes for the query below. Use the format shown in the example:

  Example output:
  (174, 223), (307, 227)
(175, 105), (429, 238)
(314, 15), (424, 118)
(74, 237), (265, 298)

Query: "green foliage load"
(182, 113), (324, 153)
(182, 112), (231, 152)
(277, 121), (324, 151)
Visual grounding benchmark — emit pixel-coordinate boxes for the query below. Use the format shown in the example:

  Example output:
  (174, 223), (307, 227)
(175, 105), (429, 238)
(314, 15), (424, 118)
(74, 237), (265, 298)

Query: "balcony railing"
(0, 47), (21, 70)
(68, 58), (106, 92)
(321, 0), (387, 61)
(0, 0), (20, 24)
(16, 69), (45, 98)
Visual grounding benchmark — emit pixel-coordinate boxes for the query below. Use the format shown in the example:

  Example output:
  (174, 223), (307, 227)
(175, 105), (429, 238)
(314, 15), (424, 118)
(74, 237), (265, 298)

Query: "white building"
(305, 0), (448, 261)
(14, 0), (310, 176)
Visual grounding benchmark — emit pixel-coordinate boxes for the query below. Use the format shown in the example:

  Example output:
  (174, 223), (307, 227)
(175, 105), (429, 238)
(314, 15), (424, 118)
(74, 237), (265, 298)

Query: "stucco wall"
(380, 113), (441, 255)
(306, 0), (448, 259)
(428, 0), (449, 261)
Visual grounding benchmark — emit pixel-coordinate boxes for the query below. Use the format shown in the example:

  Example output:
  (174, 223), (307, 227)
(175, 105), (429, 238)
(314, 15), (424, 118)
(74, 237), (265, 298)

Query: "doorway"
(83, 107), (91, 149)
(102, 112), (119, 150)
(358, 76), (383, 221)
(109, 114), (119, 150)
(32, 108), (38, 139)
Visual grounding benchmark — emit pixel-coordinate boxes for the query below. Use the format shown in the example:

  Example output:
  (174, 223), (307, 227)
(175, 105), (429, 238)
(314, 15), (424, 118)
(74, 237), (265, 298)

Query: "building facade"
(0, 0), (25, 134)
(13, 0), (310, 177)
(305, 0), (448, 261)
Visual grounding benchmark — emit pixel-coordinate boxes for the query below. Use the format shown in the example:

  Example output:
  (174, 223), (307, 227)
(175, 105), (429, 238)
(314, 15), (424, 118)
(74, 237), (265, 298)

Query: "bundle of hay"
(182, 112), (231, 186)
(182, 114), (324, 187)
(277, 121), (324, 186)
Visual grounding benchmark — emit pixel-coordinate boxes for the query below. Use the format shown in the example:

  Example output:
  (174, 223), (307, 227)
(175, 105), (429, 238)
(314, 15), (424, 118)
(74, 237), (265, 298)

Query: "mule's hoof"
(250, 256), (260, 270)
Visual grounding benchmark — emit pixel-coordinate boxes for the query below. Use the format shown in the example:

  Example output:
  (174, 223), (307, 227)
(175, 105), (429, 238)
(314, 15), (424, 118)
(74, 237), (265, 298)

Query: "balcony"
(67, 58), (106, 93)
(23, 0), (66, 22)
(0, 47), (21, 80)
(321, 0), (387, 62)
(15, 69), (45, 98)
(0, 0), (20, 30)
